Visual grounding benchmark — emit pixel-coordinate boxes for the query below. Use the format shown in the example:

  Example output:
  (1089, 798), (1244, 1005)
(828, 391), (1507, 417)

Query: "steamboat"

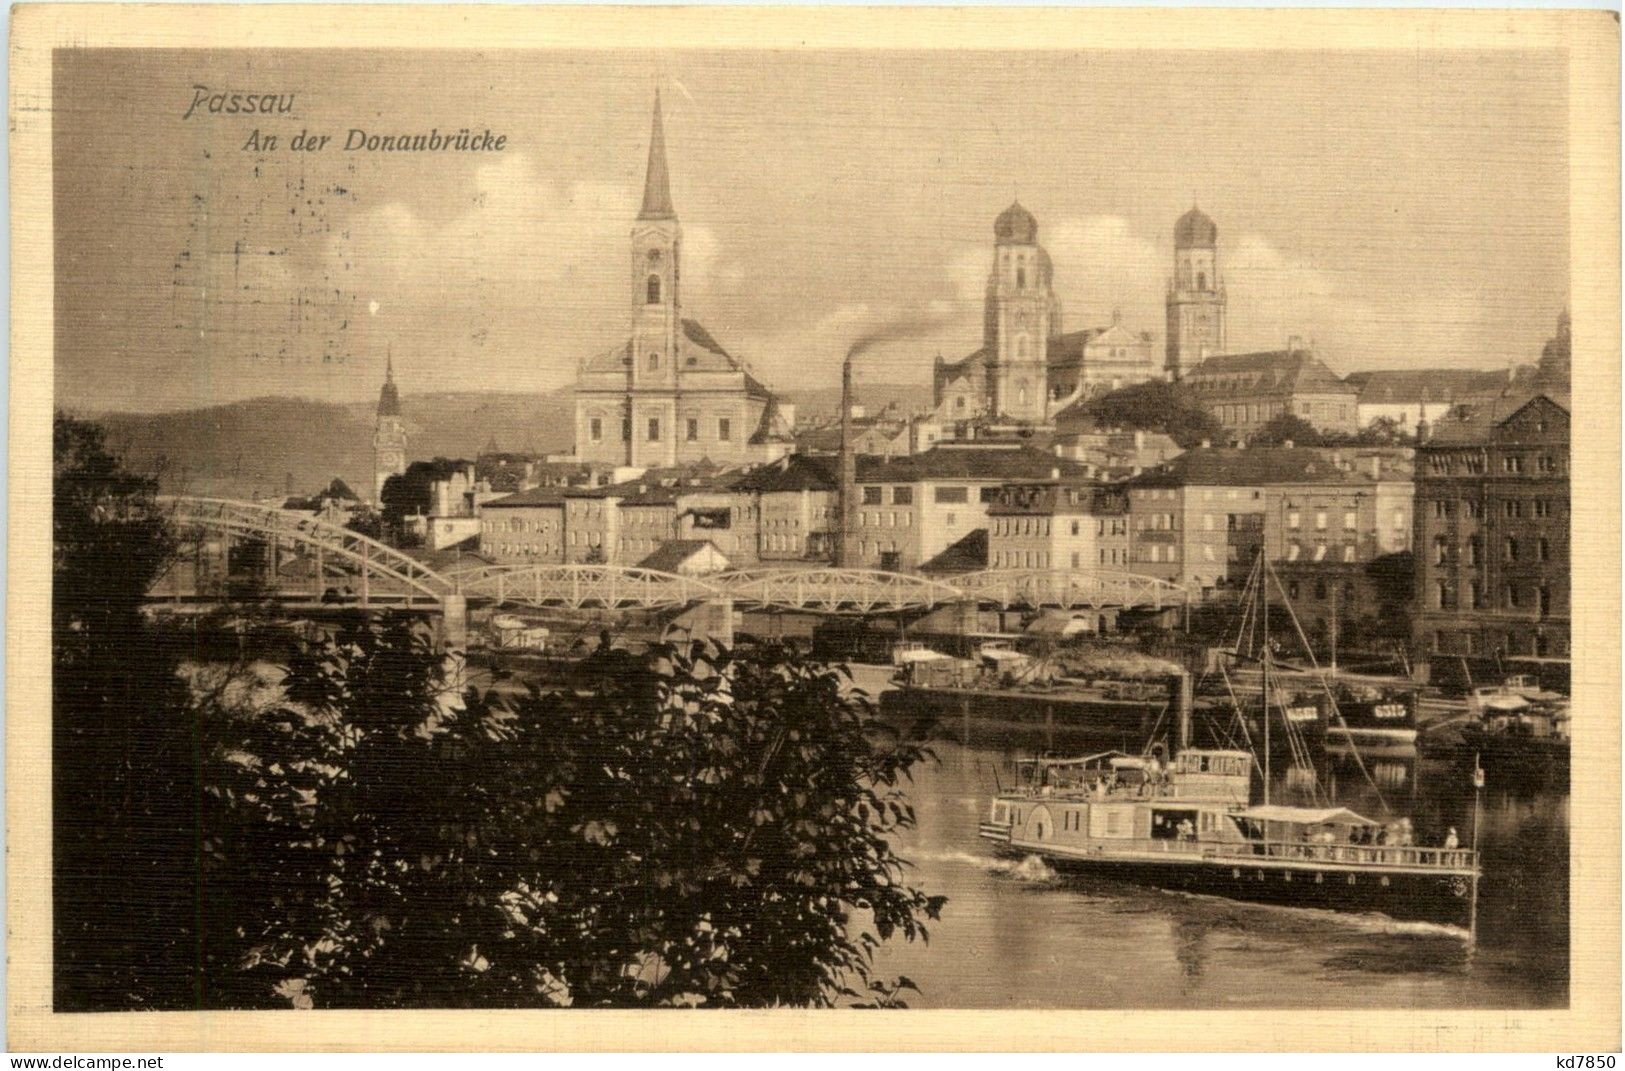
(978, 554), (1483, 934)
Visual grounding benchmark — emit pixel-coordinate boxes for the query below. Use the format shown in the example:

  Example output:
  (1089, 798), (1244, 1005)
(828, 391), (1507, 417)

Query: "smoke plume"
(843, 310), (955, 363)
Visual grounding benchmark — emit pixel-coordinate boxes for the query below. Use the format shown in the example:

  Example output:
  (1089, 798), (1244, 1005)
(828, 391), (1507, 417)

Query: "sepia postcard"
(8, 4), (1620, 1053)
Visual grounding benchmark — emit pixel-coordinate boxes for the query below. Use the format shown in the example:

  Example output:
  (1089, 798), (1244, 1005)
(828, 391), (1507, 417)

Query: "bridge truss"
(155, 498), (1191, 616)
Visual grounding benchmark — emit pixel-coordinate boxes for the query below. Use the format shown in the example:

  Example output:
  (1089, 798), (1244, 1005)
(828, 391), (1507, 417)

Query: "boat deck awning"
(1236, 805), (1377, 826)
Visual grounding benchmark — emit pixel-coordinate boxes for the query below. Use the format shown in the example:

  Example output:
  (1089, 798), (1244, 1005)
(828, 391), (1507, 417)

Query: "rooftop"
(1344, 368), (1511, 404)
(1185, 349), (1354, 398)
(856, 442), (1093, 483)
(1124, 445), (1411, 489)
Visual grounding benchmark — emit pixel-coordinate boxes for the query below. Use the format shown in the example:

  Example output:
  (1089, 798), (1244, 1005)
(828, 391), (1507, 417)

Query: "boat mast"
(1261, 551), (1271, 807)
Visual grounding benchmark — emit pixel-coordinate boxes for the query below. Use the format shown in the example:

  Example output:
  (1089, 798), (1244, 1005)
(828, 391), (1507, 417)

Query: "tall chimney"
(838, 356), (855, 567)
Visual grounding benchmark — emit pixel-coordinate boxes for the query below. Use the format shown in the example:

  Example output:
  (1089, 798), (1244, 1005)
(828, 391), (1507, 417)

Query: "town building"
(372, 356), (407, 504)
(283, 477), (364, 528)
(846, 442), (1093, 572)
(1342, 368), (1510, 431)
(1261, 451), (1414, 566)
(1164, 207), (1227, 381)
(478, 487), (566, 564)
(1411, 392), (1570, 659)
(636, 539), (731, 578)
(1182, 345), (1359, 437)
(932, 203), (1160, 425)
(572, 93), (794, 469)
(1121, 445), (1404, 594)
(986, 482), (1130, 572)
(726, 453), (838, 564)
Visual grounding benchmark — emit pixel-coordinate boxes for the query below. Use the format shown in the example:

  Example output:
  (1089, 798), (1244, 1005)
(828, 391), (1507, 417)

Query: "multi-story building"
(1343, 369), (1510, 432)
(1412, 393), (1570, 659)
(1183, 345), (1360, 437)
(1262, 451), (1414, 566)
(1122, 445), (1403, 594)
(986, 483), (1130, 571)
(727, 453), (838, 564)
(479, 488), (566, 564)
(847, 443), (1093, 571)
(572, 93), (793, 468)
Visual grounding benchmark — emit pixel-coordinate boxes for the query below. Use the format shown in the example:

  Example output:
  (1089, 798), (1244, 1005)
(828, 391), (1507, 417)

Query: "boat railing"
(1205, 840), (1477, 870)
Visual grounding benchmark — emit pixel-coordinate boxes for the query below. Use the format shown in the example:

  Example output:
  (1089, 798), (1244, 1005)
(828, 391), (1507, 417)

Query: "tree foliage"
(199, 621), (944, 1009)
(1067, 380), (1225, 449)
(1246, 413), (1323, 448)
(53, 412), (200, 1009)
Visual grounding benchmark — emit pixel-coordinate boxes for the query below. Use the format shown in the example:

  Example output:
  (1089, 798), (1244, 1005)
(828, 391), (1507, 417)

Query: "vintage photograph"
(12, 7), (1619, 1047)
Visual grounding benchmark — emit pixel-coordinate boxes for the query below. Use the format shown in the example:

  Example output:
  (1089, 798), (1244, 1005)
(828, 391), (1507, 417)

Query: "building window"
(1315, 511), (1327, 531)
(1072, 552), (1081, 568)
(945, 512), (957, 527)
(686, 418), (699, 442)
(719, 418), (732, 442)
(1343, 510), (1356, 530)
(1393, 509), (1406, 530)
(1504, 500), (1522, 519)
(1537, 537), (1550, 562)
(1539, 585), (1552, 617)
(1312, 542), (1327, 562)
(1342, 543), (1355, 563)
(647, 274), (661, 304)
(1436, 581), (1452, 609)
(1288, 511), (1300, 530)
(862, 486), (882, 505)
(1470, 581), (1483, 609)
(1465, 500), (1482, 519)
(648, 351), (660, 371)
(935, 486), (969, 504)
(589, 417), (603, 442)
(1537, 454), (1556, 473)
(1466, 537), (1480, 566)
(1505, 536), (1519, 562)
(647, 418), (661, 442)
(1432, 501), (1451, 519)
(1533, 500), (1550, 518)
(892, 486), (913, 505)
(1504, 455), (1524, 474)
(1287, 541), (1302, 562)
(1433, 536), (1449, 566)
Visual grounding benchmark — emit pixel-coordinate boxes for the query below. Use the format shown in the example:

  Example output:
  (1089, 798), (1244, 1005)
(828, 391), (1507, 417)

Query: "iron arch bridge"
(161, 497), (452, 607)
(154, 498), (1191, 615)
(459, 564), (724, 612)
(950, 568), (1187, 611)
(716, 568), (964, 614)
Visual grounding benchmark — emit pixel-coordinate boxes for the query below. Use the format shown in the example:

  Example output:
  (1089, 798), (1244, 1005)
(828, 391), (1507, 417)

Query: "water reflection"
(872, 720), (1568, 1009)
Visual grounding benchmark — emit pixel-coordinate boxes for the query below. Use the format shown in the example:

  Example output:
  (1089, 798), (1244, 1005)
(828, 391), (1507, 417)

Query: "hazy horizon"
(56, 48), (1570, 413)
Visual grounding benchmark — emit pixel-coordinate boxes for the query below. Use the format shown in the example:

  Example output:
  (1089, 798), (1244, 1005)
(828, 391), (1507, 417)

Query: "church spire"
(638, 91), (676, 221)
(377, 348), (401, 417)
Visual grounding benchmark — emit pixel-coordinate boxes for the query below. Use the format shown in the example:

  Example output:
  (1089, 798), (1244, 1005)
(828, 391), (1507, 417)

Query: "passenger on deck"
(1444, 827), (1459, 850)
(1177, 818), (1195, 842)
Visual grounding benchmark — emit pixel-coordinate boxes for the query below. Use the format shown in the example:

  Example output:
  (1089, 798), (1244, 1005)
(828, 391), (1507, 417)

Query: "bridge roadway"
(157, 497), (1191, 642)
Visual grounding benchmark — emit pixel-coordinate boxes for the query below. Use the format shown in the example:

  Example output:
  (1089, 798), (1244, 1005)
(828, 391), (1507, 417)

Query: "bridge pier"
(439, 594), (468, 652)
(668, 597), (735, 649)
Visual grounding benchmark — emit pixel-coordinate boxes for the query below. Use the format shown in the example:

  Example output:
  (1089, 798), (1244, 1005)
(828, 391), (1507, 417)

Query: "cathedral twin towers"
(566, 94), (1233, 470)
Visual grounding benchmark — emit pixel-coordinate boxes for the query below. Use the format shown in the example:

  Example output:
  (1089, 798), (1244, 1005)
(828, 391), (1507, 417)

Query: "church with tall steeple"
(373, 353), (407, 504)
(573, 92), (791, 468)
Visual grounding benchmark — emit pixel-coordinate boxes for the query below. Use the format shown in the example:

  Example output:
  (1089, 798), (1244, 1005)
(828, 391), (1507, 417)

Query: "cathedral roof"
(995, 200), (1039, 246)
(638, 91), (676, 221)
(1174, 206), (1217, 249)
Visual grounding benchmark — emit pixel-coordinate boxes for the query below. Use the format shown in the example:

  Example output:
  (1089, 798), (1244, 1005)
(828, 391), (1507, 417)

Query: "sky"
(54, 47), (1571, 413)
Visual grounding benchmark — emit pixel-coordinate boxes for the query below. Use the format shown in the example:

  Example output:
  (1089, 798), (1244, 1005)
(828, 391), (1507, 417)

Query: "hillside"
(81, 383), (933, 502)
(89, 392), (572, 502)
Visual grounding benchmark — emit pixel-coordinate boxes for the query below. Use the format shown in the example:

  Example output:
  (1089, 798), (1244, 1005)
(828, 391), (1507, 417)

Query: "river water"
(867, 715), (1569, 1009)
